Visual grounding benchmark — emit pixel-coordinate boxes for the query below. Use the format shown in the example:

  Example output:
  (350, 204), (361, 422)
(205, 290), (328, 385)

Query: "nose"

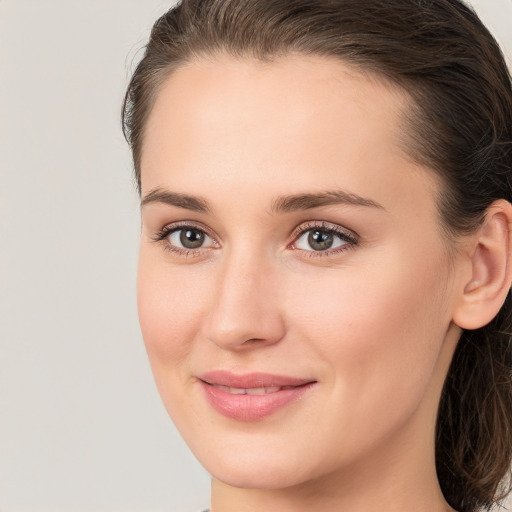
(203, 249), (286, 351)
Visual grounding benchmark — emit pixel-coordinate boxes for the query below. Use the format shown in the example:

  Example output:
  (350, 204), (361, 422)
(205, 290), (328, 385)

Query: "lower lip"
(199, 381), (315, 421)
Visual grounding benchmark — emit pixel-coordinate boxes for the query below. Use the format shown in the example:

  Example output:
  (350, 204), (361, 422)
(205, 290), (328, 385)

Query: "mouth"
(205, 384), (296, 395)
(198, 371), (317, 421)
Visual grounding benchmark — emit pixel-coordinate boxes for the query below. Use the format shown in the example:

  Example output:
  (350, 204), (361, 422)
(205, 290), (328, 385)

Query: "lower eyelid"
(161, 244), (209, 259)
(293, 241), (355, 255)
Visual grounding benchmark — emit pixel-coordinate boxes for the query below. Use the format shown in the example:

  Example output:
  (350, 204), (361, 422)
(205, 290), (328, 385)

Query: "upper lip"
(199, 370), (316, 389)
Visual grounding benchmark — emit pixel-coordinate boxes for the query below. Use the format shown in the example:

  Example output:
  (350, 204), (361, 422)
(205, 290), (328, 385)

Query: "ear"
(452, 199), (512, 330)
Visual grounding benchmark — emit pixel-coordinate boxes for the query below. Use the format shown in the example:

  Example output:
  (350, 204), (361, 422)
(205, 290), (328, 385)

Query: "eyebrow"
(141, 187), (384, 214)
(270, 190), (385, 213)
(141, 187), (210, 213)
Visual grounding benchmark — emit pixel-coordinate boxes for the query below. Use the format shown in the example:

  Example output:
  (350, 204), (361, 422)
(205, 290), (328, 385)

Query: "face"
(138, 55), (463, 491)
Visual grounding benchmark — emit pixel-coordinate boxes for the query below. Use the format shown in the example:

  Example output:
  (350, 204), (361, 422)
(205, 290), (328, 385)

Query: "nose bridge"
(204, 243), (284, 350)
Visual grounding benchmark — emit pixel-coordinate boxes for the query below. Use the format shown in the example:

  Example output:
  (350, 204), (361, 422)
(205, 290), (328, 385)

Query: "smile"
(198, 371), (316, 421)
(210, 385), (293, 395)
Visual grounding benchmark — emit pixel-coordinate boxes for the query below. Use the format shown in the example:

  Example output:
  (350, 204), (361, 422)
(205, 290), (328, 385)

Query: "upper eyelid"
(158, 220), (217, 239)
(290, 220), (359, 241)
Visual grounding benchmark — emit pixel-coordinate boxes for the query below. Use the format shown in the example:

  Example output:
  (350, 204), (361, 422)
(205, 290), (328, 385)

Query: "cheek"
(137, 251), (207, 373)
(136, 250), (219, 430)
(286, 244), (452, 417)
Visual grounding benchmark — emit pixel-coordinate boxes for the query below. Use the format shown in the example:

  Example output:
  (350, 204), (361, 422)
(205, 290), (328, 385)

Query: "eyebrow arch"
(271, 189), (385, 213)
(141, 187), (210, 213)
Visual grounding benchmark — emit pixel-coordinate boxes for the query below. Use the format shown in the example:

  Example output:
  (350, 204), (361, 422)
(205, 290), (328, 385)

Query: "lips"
(209, 384), (284, 395)
(198, 371), (316, 421)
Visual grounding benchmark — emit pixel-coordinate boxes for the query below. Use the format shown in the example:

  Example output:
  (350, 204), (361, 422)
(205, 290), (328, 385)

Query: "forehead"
(140, 53), (436, 215)
(142, 55), (408, 153)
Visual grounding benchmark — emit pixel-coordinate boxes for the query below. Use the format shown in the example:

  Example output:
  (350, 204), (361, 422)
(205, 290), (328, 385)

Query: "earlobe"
(453, 200), (512, 330)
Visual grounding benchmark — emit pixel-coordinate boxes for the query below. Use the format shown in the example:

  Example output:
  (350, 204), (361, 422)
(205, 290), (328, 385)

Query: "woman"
(122, 1), (512, 511)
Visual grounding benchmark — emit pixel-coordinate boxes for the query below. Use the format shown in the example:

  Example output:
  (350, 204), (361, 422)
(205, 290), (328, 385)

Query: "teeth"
(213, 385), (282, 395)
(229, 387), (246, 395)
(215, 385), (232, 393)
(246, 387), (267, 395)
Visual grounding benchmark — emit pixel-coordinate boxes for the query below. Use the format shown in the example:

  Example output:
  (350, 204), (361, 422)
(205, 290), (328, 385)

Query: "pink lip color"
(198, 371), (316, 421)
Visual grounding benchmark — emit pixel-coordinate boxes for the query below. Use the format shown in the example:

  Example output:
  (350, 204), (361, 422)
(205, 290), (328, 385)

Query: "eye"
(152, 223), (218, 255)
(168, 227), (212, 249)
(295, 229), (346, 251)
(291, 222), (358, 255)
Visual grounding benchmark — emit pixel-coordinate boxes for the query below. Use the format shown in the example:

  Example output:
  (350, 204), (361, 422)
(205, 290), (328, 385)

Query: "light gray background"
(1, 1), (511, 511)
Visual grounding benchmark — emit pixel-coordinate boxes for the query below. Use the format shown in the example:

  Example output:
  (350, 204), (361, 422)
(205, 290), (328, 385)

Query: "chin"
(189, 433), (329, 491)
(206, 459), (313, 490)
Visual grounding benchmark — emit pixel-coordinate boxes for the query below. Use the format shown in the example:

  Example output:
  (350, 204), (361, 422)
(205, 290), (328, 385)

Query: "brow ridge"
(141, 187), (210, 213)
(141, 187), (383, 214)
(271, 190), (384, 213)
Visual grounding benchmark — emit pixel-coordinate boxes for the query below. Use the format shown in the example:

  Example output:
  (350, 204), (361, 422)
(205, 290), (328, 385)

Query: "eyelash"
(288, 221), (358, 258)
(151, 221), (359, 259)
(151, 222), (218, 258)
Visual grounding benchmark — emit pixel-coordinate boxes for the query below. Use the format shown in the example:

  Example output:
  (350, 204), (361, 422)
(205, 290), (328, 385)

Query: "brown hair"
(122, 1), (512, 510)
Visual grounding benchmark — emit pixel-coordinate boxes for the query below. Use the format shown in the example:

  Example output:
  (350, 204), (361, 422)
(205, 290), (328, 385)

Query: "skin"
(137, 54), (472, 512)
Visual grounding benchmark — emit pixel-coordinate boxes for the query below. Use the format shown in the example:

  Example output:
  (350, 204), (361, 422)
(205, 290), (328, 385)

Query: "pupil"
(180, 229), (205, 249)
(308, 230), (333, 251)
